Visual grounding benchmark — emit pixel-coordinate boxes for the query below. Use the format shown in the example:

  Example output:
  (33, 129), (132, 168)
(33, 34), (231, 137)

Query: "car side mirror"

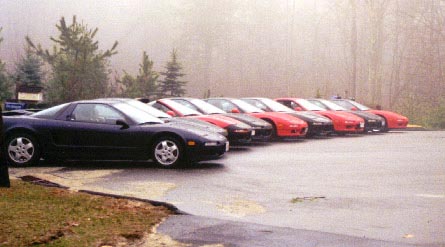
(231, 108), (240, 113)
(116, 119), (129, 129)
(351, 107), (358, 111)
(294, 107), (303, 111)
(166, 110), (176, 117)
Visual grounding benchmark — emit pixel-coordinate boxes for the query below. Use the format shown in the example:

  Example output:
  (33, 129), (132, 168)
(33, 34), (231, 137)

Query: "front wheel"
(152, 137), (184, 168)
(5, 133), (40, 167)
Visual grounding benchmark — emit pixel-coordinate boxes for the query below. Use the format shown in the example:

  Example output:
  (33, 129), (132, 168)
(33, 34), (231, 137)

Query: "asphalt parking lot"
(10, 130), (445, 246)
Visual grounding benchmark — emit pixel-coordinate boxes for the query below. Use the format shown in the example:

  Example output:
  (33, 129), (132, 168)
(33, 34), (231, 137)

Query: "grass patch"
(0, 180), (172, 246)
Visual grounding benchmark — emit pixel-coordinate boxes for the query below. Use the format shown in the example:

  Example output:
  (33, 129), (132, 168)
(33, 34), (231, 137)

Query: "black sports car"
(2, 99), (228, 168)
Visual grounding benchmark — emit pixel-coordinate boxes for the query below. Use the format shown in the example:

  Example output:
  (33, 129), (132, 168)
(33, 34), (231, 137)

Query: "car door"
(56, 103), (143, 160)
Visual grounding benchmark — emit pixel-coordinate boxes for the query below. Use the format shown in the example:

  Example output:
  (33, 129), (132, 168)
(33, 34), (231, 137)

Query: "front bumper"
(251, 126), (273, 141)
(364, 119), (384, 132)
(276, 125), (308, 137)
(227, 130), (252, 143)
(187, 141), (228, 161)
(307, 122), (334, 136)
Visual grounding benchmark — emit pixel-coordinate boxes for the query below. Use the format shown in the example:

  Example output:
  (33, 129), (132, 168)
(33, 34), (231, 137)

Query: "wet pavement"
(9, 131), (445, 246)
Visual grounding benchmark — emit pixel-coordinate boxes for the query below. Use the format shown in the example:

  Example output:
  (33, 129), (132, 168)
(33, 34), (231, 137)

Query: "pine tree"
(159, 49), (187, 97)
(0, 27), (13, 102)
(137, 51), (159, 97)
(13, 45), (44, 87)
(119, 51), (159, 98)
(27, 16), (118, 104)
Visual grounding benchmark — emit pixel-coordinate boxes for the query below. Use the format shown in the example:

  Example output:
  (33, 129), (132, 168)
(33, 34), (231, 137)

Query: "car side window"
(71, 104), (124, 124)
(277, 100), (292, 109)
(217, 100), (238, 113)
(250, 100), (267, 111)
(206, 100), (225, 112)
(151, 102), (170, 113)
(173, 99), (199, 111)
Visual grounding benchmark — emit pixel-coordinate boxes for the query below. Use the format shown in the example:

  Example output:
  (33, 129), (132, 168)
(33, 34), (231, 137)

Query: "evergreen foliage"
(0, 27), (13, 101)
(159, 49), (187, 97)
(119, 51), (159, 98)
(26, 16), (118, 104)
(13, 45), (44, 87)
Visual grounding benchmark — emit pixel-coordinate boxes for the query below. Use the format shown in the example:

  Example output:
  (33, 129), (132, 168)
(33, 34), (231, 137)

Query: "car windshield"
(332, 100), (370, 110)
(113, 103), (163, 124)
(163, 99), (203, 116)
(307, 100), (329, 110)
(32, 103), (69, 119)
(124, 99), (172, 119)
(296, 99), (325, 111)
(319, 99), (347, 110)
(348, 100), (371, 110)
(258, 98), (294, 112)
(231, 99), (264, 113)
(189, 98), (226, 114)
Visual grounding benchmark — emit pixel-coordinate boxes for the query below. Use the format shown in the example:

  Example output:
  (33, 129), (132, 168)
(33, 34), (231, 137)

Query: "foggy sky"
(1, 0), (443, 105)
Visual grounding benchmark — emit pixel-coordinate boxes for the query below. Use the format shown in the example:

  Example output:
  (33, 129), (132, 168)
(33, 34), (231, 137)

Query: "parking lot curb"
(78, 189), (187, 215)
(18, 175), (187, 215)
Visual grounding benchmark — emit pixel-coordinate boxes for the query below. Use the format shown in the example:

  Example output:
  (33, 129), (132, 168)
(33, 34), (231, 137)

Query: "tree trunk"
(0, 106), (10, 188)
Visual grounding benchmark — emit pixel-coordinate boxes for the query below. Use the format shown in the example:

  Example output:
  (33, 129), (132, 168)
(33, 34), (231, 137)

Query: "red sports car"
(275, 98), (365, 135)
(330, 99), (409, 131)
(149, 98), (253, 143)
(205, 98), (308, 138)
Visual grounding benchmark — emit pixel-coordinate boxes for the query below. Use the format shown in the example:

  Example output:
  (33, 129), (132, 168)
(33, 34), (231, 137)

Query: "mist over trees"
(0, 28), (13, 101)
(0, 0), (444, 127)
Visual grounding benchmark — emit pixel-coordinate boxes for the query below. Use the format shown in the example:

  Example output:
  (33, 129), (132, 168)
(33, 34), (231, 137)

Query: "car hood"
(223, 113), (272, 128)
(368, 110), (408, 121)
(286, 111), (332, 124)
(251, 112), (307, 125)
(348, 111), (384, 121)
(142, 121), (228, 141)
(167, 118), (228, 136)
(318, 110), (364, 122)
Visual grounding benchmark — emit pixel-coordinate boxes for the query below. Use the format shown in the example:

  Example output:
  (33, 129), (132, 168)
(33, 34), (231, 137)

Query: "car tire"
(5, 133), (40, 167)
(152, 136), (184, 168)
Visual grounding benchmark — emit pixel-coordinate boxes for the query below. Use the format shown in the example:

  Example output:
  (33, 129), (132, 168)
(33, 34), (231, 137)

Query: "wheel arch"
(5, 127), (39, 144)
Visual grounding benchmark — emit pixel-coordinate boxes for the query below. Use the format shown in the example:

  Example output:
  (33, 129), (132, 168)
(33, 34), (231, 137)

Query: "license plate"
(225, 141), (230, 152)
(251, 130), (256, 136)
(360, 122), (365, 128)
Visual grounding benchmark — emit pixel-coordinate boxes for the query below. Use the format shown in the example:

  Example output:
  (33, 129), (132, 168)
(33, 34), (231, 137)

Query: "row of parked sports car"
(2, 97), (409, 168)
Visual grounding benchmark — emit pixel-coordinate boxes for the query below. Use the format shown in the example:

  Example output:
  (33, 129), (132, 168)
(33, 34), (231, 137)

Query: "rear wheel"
(152, 137), (184, 168)
(6, 133), (40, 167)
